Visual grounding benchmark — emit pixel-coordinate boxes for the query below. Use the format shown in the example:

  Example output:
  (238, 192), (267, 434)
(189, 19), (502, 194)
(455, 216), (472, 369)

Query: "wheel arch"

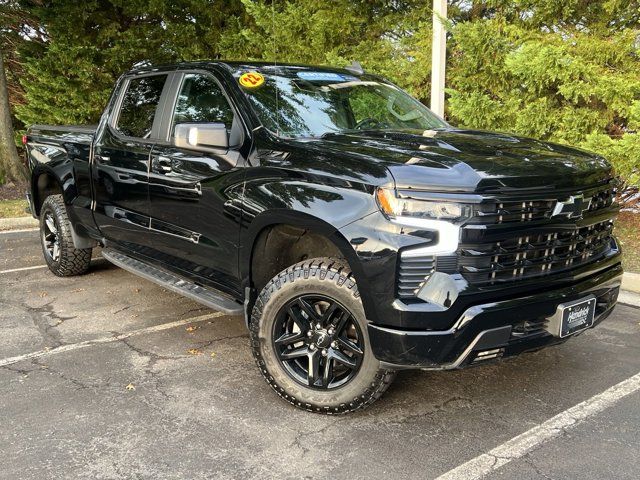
(240, 210), (375, 326)
(31, 167), (66, 217)
(31, 167), (97, 249)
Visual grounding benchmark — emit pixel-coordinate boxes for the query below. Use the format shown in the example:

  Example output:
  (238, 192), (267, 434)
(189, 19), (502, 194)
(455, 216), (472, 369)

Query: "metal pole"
(430, 0), (447, 118)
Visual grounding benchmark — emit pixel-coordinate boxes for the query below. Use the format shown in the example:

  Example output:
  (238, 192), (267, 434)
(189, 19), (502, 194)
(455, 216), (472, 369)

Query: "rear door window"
(116, 75), (168, 139)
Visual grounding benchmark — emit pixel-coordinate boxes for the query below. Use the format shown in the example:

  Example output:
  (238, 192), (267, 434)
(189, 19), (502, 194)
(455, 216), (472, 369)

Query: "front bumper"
(368, 263), (622, 369)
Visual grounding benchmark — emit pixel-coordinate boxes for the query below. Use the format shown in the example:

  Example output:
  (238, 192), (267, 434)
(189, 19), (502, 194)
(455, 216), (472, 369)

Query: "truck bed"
(27, 124), (97, 145)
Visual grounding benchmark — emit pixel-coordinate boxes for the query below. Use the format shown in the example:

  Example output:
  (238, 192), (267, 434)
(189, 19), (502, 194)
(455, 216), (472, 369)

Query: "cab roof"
(128, 60), (363, 77)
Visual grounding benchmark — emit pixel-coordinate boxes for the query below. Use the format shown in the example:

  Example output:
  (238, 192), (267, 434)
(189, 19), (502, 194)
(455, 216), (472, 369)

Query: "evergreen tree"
(446, 1), (640, 187)
(14, 0), (249, 126)
(0, 0), (35, 182)
(1, 0), (638, 187)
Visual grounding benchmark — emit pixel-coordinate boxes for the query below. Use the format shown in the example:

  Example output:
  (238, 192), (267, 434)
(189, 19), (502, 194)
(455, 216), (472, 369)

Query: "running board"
(102, 249), (243, 315)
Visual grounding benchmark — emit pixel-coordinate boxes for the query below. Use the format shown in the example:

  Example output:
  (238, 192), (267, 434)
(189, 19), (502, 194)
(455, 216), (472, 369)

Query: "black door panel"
(148, 147), (245, 296)
(92, 73), (169, 253)
(146, 72), (247, 296)
(92, 130), (155, 251)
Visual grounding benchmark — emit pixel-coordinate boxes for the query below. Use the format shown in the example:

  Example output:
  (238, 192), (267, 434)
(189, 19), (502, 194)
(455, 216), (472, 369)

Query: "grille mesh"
(459, 220), (614, 284)
(396, 184), (616, 299)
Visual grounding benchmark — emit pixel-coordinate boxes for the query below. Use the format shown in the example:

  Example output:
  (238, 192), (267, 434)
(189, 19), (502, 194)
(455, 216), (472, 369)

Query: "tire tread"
(250, 257), (395, 414)
(40, 194), (92, 277)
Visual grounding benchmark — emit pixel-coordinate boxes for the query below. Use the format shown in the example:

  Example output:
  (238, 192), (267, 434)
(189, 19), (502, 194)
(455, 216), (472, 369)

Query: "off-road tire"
(39, 194), (92, 277)
(250, 257), (395, 414)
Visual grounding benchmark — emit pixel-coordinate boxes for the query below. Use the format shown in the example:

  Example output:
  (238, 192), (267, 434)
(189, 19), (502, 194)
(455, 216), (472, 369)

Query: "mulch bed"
(0, 181), (28, 201)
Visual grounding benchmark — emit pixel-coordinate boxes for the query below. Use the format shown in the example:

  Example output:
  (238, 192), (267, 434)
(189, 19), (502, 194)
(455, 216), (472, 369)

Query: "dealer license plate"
(557, 296), (596, 338)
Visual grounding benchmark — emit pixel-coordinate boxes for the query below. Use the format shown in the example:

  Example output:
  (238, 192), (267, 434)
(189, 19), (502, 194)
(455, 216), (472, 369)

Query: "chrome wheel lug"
(327, 328), (334, 335)
(315, 323), (322, 330)
(307, 330), (313, 337)
(321, 349), (328, 356)
(309, 344), (316, 351)
(331, 341), (338, 348)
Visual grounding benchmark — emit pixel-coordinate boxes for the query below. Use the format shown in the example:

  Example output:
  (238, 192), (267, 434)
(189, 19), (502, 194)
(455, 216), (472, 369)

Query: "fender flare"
(31, 166), (98, 249)
(240, 209), (375, 325)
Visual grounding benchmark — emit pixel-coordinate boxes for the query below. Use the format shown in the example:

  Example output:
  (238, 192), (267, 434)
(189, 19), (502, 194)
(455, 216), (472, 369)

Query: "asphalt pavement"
(1, 228), (639, 479)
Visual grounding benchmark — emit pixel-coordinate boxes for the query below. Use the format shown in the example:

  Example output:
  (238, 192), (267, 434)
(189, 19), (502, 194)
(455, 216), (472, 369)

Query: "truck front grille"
(472, 187), (614, 225)
(396, 183), (618, 299)
(459, 219), (614, 285)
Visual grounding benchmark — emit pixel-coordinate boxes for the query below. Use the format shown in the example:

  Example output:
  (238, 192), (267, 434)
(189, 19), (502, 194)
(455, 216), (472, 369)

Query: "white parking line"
(435, 370), (640, 480)
(0, 265), (47, 274)
(0, 311), (226, 368)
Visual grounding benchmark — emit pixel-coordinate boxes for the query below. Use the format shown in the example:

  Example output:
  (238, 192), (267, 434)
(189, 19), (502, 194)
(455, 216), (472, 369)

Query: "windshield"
(234, 67), (447, 138)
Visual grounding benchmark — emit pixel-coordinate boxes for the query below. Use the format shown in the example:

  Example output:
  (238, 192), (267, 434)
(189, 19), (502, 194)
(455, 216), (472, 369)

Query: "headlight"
(376, 187), (471, 222)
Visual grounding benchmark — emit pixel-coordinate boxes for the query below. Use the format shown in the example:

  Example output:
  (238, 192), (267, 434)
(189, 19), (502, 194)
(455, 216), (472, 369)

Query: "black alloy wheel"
(250, 257), (395, 414)
(273, 295), (364, 389)
(42, 212), (61, 262)
(39, 194), (92, 277)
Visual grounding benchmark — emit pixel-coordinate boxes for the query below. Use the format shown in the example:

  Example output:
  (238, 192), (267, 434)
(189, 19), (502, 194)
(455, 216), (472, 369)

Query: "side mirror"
(173, 123), (229, 151)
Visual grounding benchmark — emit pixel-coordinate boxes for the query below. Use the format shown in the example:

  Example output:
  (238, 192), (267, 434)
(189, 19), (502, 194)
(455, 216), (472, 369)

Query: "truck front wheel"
(39, 194), (92, 277)
(250, 257), (395, 414)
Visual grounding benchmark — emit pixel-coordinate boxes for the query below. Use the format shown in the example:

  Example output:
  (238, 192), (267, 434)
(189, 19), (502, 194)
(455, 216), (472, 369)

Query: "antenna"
(345, 61), (364, 75)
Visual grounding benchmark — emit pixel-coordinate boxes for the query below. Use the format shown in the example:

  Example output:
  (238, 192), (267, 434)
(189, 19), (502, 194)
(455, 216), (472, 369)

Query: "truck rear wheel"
(250, 257), (395, 414)
(39, 194), (92, 277)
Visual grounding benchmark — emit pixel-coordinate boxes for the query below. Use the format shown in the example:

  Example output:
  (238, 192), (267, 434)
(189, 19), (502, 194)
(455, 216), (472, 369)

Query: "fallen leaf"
(71, 288), (85, 293)
(185, 325), (198, 332)
(39, 291), (48, 298)
(125, 383), (135, 391)
(187, 348), (202, 355)
(210, 352), (216, 358)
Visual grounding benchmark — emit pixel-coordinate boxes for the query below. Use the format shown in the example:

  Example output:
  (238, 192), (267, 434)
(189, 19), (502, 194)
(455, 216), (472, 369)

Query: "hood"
(298, 128), (613, 193)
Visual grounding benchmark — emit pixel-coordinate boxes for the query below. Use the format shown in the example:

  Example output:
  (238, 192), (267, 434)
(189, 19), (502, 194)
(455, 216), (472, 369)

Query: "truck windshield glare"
(237, 68), (448, 138)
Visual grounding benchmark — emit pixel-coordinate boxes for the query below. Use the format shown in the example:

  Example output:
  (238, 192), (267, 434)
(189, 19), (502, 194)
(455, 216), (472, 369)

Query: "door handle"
(152, 155), (172, 173)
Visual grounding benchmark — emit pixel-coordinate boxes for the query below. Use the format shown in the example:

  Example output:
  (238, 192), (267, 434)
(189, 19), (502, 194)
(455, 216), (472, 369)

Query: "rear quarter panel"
(27, 125), (97, 236)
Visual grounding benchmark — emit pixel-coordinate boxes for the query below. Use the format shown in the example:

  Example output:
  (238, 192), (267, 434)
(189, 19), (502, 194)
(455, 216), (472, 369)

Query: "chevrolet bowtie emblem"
(551, 194), (591, 219)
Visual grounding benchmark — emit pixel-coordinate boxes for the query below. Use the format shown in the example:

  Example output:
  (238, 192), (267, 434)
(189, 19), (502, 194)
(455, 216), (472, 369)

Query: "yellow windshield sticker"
(239, 72), (264, 88)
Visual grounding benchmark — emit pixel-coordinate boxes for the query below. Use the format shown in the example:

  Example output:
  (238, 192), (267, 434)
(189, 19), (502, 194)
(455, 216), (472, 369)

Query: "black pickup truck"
(25, 61), (622, 413)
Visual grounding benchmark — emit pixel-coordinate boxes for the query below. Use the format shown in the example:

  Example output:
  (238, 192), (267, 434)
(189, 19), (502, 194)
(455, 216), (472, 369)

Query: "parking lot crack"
(180, 306), (207, 317)
(523, 453), (556, 480)
(382, 395), (474, 426)
(288, 422), (335, 458)
(193, 333), (249, 350)
(2, 300), (75, 348)
(0, 363), (35, 376)
(30, 358), (98, 390)
(111, 304), (135, 315)
(116, 336), (180, 401)
(117, 336), (180, 366)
